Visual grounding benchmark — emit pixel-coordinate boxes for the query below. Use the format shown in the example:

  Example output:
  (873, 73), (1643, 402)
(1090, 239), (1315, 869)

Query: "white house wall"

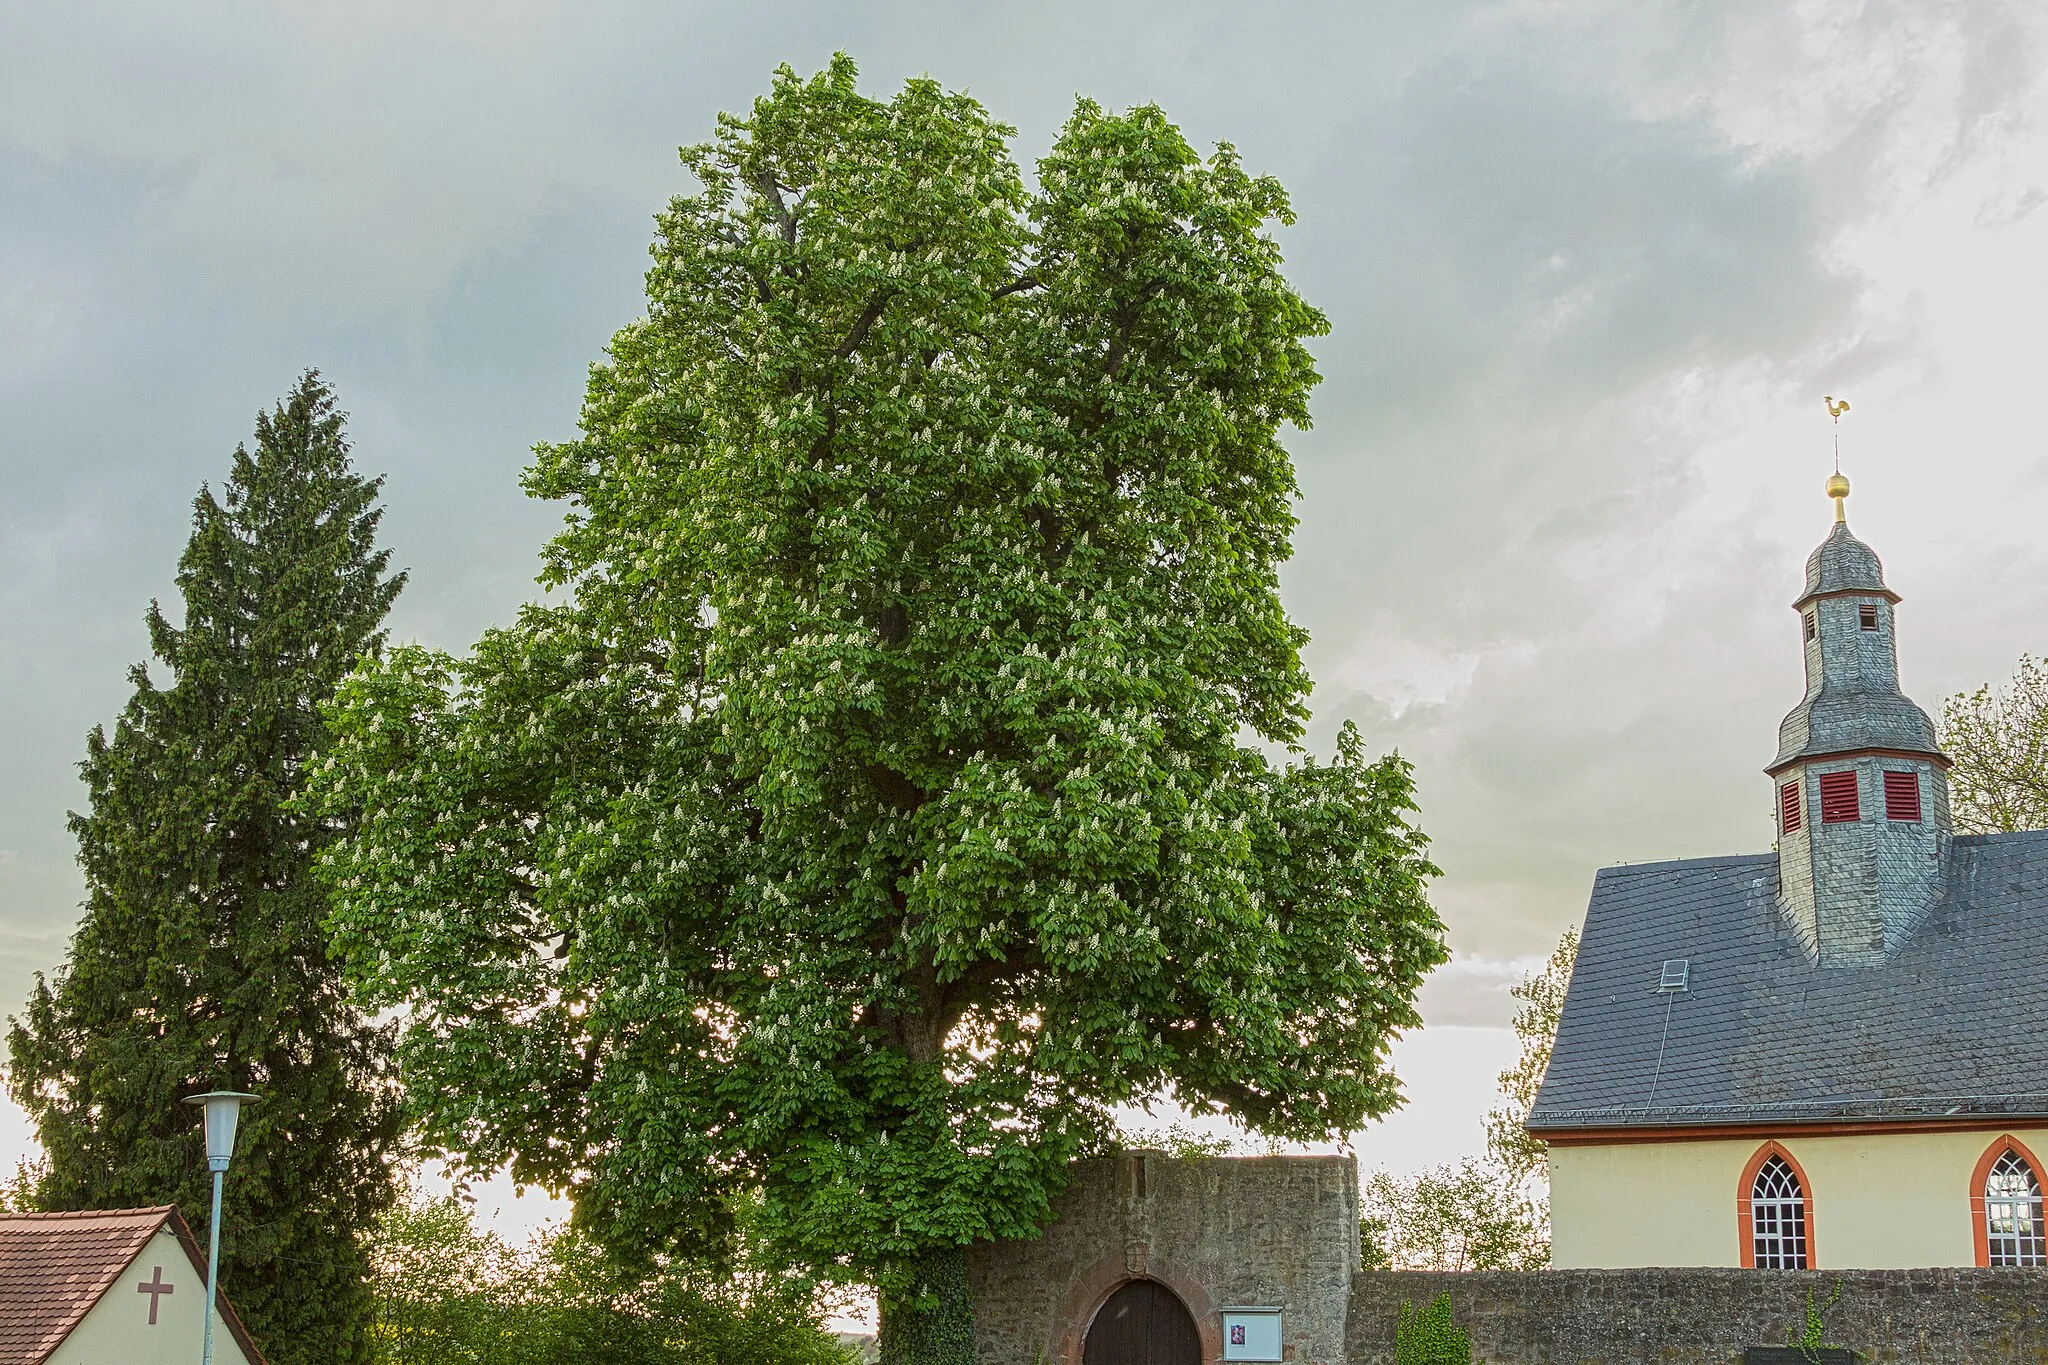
(48, 1226), (256, 1365)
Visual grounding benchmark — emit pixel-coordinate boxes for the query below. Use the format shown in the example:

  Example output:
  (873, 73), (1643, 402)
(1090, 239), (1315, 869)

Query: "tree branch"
(1101, 278), (1168, 381)
(864, 760), (926, 811)
(835, 291), (895, 359)
(754, 172), (799, 245)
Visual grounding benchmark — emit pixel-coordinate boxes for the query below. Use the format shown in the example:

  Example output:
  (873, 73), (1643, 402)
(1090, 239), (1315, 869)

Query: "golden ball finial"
(1823, 397), (1852, 521)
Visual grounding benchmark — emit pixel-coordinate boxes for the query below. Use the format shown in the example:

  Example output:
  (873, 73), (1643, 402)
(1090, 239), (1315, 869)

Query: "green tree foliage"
(1360, 1159), (1546, 1272)
(1393, 1293), (1470, 1365)
(1484, 926), (1577, 1184)
(1942, 654), (2048, 834)
(6, 374), (406, 1365)
(1117, 1121), (1239, 1158)
(374, 1194), (528, 1360)
(372, 1191), (853, 1365)
(306, 57), (1445, 1363)
(1361, 927), (1575, 1272)
(0, 1159), (40, 1213)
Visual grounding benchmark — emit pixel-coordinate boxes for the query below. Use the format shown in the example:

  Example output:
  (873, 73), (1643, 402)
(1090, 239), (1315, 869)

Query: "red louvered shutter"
(1819, 771), (1860, 824)
(1780, 781), (1802, 833)
(1884, 770), (1922, 822)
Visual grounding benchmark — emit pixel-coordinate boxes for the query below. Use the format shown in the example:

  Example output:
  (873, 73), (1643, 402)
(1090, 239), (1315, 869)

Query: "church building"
(0, 1205), (268, 1365)
(1530, 474), (2048, 1270)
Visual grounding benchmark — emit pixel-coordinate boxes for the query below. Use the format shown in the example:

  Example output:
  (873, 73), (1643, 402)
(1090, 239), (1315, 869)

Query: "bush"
(1394, 1293), (1470, 1365)
(1361, 1160), (1546, 1271)
(369, 1192), (853, 1365)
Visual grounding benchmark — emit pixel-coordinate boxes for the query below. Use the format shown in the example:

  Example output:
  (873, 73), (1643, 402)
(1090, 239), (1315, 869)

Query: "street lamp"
(184, 1091), (258, 1365)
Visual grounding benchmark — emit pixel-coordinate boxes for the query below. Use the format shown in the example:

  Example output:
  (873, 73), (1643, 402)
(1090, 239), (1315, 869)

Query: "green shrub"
(369, 1193), (853, 1365)
(1394, 1293), (1470, 1365)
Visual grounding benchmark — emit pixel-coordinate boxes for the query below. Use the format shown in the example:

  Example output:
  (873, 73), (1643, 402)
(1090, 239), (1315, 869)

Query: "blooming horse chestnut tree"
(308, 57), (1446, 1365)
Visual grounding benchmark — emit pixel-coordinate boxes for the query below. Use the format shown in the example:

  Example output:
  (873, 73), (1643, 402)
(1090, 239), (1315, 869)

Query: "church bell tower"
(1770, 471), (1952, 965)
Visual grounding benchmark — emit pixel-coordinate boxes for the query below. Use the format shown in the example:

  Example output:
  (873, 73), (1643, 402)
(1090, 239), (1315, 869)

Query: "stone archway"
(1081, 1279), (1202, 1365)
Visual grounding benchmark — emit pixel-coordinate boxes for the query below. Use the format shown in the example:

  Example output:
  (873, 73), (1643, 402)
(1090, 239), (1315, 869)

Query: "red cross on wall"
(136, 1265), (175, 1325)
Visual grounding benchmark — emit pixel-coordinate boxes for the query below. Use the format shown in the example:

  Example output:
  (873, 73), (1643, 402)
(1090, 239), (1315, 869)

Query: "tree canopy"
(1484, 925), (1577, 1185)
(1360, 928), (1573, 1274)
(7, 373), (406, 1365)
(306, 56), (1444, 1358)
(1942, 654), (2048, 835)
(371, 1189), (852, 1365)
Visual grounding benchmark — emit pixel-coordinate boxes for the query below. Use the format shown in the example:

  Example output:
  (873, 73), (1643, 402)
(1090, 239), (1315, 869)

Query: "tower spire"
(1770, 450), (1952, 967)
(1825, 396), (1851, 523)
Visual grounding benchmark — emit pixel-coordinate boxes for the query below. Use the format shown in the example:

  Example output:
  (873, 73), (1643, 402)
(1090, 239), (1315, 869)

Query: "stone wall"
(967, 1154), (1358, 1365)
(1347, 1268), (2048, 1365)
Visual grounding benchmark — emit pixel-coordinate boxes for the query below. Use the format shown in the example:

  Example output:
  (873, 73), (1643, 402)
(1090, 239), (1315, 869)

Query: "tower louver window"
(1819, 771), (1860, 824)
(1780, 781), (1802, 834)
(1883, 771), (1922, 822)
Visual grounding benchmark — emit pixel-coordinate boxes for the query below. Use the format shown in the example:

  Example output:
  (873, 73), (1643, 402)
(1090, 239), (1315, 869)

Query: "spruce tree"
(7, 373), (407, 1365)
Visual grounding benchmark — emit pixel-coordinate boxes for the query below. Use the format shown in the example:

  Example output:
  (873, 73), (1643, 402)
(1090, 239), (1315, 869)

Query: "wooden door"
(1082, 1279), (1201, 1365)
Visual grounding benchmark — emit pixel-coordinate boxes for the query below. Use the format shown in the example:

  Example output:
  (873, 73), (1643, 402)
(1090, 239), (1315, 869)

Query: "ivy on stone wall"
(1788, 1280), (1845, 1363)
(1394, 1292), (1470, 1365)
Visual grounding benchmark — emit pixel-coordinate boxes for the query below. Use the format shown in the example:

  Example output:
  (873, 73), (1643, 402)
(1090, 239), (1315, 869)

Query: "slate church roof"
(0, 1205), (268, 1365)
(1527, 829), (2048, 1132)
(1796, 519), (1895, 606)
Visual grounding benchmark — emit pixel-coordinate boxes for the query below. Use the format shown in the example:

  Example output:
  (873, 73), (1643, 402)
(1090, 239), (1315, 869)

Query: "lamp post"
(184, 1091), (258, 1365)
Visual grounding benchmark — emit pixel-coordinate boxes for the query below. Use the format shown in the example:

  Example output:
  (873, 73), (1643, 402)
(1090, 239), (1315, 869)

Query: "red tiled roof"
(0, 1206), (269, 1365)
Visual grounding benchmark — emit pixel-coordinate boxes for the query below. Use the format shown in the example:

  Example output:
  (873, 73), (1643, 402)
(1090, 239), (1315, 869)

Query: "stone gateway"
(968, 1154), (1359, 1365)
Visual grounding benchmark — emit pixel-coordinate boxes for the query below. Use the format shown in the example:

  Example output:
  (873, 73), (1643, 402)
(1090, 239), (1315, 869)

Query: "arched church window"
(1751, 1155), (1809, 1268)
(1985, 1151), (2047, 1267)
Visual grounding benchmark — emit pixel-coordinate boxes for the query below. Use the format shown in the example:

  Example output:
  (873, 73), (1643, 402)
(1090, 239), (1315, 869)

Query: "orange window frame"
(1737, 1141), (1817, 1269)
(1969, 1133), (2047, 1268)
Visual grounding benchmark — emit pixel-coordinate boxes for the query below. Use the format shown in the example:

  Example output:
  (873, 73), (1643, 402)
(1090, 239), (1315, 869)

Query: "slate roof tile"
(1528, 830), (2048, 1131)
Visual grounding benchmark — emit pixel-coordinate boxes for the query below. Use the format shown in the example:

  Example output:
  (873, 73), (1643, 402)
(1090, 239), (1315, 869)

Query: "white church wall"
(1551, 1137), (1742, 1267)
(1549, 1125), (2048, 1269)
(48, 1225), (257, 1365)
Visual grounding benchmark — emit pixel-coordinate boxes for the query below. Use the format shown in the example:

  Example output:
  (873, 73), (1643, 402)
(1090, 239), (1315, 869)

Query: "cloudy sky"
(6, 1), (2048, 1200)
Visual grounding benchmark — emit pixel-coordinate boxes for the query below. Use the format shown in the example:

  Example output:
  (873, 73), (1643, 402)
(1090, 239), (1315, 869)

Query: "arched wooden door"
(1082, 1279), (1201, 1365)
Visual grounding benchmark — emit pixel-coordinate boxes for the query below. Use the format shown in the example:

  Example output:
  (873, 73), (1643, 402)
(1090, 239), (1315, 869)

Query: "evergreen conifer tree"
(7, 373), (407, 1365)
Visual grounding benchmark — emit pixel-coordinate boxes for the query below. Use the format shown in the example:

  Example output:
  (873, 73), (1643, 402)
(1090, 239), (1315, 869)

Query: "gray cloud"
(1288, 64), (1851, 603)
(1274, 59), (1859, 956)
(2, 0), (2044, 1042)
